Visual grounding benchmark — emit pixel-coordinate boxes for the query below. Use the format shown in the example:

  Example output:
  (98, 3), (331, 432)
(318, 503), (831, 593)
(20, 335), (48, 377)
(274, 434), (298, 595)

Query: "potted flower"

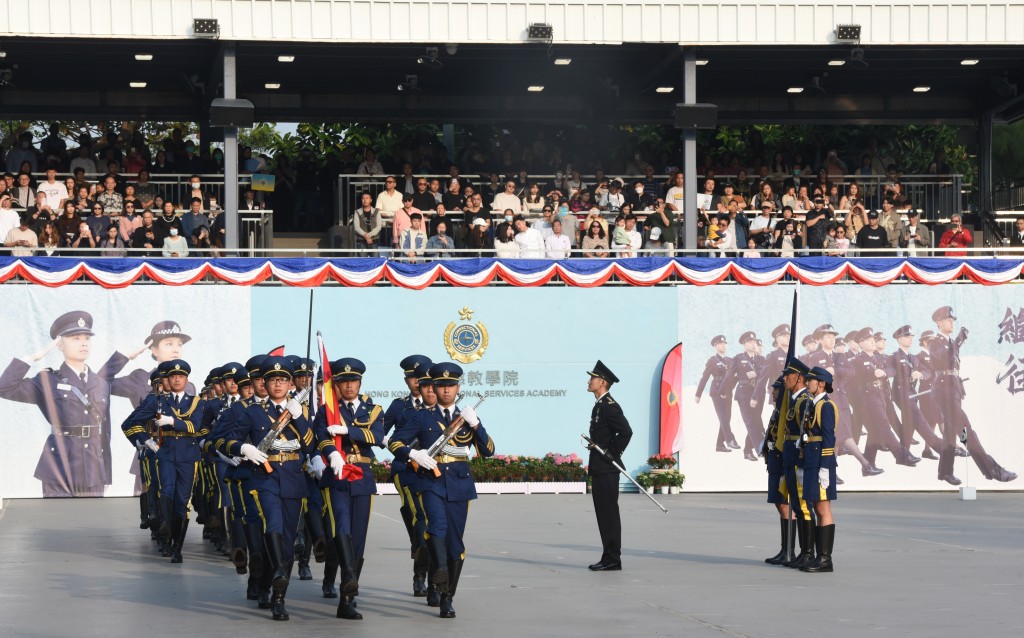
(635, 471), (657, 494)
(662, 470), (685, 494)
(647, 453), (677, 470)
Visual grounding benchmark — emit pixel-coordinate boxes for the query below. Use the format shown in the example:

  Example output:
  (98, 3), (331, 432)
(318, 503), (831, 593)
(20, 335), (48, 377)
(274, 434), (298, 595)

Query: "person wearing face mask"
(155, 200), (185, 247)
(5, 133), (38, 173)
(162, 225), (190, 258)
(624, 180), (656, 211)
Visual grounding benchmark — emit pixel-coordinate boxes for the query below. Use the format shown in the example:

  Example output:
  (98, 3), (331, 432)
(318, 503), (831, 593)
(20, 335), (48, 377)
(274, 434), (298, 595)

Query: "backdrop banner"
(678, 284), (1024, 491)
(1, 281), (1019, 497)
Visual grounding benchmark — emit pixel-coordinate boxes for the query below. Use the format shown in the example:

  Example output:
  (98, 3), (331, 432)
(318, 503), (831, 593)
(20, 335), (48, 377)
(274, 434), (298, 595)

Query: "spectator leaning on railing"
(4, 211), (38, 257)
(937, 214), (972, 257)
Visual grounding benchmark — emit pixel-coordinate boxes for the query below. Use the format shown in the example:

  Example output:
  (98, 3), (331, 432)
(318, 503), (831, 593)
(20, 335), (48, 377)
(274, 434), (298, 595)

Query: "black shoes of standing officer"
(801, 524), (835, 573)
(587, 559), (622, 571)
(765, 519), (790, 565)
(783, 520), (816, 569)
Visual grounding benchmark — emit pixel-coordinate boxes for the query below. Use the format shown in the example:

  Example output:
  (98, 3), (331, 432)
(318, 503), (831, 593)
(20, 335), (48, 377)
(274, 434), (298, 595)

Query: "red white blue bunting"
(0, 256), (1020, 288)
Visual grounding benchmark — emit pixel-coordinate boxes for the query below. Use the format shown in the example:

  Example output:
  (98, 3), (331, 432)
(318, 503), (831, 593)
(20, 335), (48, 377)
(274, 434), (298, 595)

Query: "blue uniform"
(780, 388), (812, 521)
(765, 391), (789, 505)
(799, 395), (839, 502)
(314, 395), (384, 559)
(0, 357), (126, 496)
(389, 404), (495, 560)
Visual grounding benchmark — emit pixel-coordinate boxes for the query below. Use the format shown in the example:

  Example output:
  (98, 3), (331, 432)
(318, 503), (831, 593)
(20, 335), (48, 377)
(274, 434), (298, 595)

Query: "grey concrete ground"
(1, 492), (1022, 638)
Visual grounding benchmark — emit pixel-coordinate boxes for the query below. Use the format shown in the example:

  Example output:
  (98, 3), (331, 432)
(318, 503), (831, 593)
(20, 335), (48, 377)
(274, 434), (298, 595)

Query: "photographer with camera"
(937, 213), (972, 257)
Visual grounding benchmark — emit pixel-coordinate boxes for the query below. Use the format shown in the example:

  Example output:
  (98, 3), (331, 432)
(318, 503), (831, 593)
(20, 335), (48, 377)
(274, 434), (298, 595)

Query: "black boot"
(337, 594), (362, 620)
(425, 534), (449, 590)
(413, 545), (429, 596)
(246, 572), (260, 600)
(322, 541), (339, 598)
(789, 520), (816, 569)
(139, 493), (150, 529)
(170, 516), (189, 563)
(350, 558), (365, 609)
(264, 533), (290, 593)
(245, 523), (266, 578)
(801, 524), (835, 573)
(297, 531), (313, 581)
(230, 516), (248, 575)
(271, 561), (292, 621)
(158, 495), (173, 541)
(305, 509), (327, 563)
(439, 559), (463, 619)
(334, 534), (360, 597)
(765, 519), (789, 565)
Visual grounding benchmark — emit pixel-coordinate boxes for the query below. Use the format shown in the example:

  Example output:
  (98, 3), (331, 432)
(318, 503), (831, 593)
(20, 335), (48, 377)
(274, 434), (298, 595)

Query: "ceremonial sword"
(581, 433), (668, 513)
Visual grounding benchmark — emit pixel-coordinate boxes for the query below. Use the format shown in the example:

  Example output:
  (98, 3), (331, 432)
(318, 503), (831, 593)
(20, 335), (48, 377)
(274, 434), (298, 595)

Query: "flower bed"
(369, 453), (588, 494)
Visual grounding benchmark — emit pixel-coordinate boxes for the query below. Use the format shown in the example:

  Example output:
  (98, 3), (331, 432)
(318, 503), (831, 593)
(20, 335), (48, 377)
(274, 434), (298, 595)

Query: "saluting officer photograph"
(0, 310), (126, 497)
(694, 335), (738, 453)
(583, 360), (632, 572)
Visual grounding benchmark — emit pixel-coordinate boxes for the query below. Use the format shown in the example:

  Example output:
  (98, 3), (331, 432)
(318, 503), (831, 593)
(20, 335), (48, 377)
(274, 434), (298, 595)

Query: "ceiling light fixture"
(528, 85), (545, 92)
(554, 58), (572, 66)
(828, 59), (846, 66)
(277, 55), (295, 63)
(787, 87), (804, 94)
(656, 86), (674, 93)
(960, 59), (979, 66)
(265, 83), (281, 89)
(913, 86), (931, 93)
(696, 59), (709, 66)
(129, 81), (147, 88)
(135, 53), (154, 61)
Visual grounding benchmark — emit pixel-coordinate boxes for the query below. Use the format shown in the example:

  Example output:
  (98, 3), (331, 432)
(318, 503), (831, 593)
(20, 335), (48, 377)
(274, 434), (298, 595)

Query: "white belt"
(440, 444), (470, 457)
(271, 439), (301, 452)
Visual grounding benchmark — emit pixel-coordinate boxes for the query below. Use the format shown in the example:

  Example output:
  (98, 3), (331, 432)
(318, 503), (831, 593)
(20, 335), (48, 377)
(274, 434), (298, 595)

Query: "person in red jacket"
(937, 214), (972, 257)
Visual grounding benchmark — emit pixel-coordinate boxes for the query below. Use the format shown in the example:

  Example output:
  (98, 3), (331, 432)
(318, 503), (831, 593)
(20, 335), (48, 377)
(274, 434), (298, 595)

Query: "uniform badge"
(274, 363), (281, 370)
(344, 365), (351, 373)
(77, 318), (86, 328)
(444, 306), (488, 364)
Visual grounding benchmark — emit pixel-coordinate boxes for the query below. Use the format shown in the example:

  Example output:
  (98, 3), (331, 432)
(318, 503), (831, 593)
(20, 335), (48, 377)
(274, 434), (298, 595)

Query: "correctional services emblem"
(444, 306), (488, 364)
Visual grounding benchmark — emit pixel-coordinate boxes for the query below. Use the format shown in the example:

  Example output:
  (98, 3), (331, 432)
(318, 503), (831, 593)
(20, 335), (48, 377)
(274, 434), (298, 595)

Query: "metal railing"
(993, 179), (1024, 211)
(21, 172), (254, 206)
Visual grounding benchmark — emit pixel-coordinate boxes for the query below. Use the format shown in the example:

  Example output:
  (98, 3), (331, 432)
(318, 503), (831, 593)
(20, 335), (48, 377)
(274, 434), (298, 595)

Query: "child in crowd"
(741, 237), (761, 258)
(612, 217), (633, 257)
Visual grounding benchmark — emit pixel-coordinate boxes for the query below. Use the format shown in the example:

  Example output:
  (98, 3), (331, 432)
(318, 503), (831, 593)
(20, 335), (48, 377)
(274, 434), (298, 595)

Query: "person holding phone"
(937, 213), (972, 257)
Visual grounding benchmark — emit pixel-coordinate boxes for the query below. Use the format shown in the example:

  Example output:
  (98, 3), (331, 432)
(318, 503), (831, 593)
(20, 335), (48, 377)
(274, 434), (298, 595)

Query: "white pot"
(669, 486), (680, 494)
(645, 486), (655, 494)
(659, 486), (670, 495)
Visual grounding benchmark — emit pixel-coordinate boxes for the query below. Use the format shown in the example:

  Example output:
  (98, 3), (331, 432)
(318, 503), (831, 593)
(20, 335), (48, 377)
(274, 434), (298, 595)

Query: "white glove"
(327, 424), (348, 436)
(819, 468), (831, 489)
(285, 398), (302, 419)
(328, 451), (346, 477)
(135, 440), (144, 450)
(144, 439), (160, 453)
(409, 448), (438, 471)
(382, 435), (390, 447)
(240, 443), (268, 464)
(460, 406), (479, 427)
(156, 414), (175, 427)
(308, 455), (326, 479)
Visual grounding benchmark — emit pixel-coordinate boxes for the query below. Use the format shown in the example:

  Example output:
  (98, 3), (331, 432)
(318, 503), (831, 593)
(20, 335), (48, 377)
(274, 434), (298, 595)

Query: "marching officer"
(849, 328), (920, 469)
(755, 324), (791, 407)
(695, 336), (737, 452)
(383, 354), (433, 598)
(800, 366), (839, 573)
(778, 358), (814, 569)
(763, 376), (792, 565)
(314, 357), (385, 620)
(209, 363), (249, 568)
(389, 361), (495, 618)
(723, 331), (765, 460)
(0, 310), (126, 497)
(223, 356), (314, 621)
(122, 359), (212, 563)
(887, 326), (944, 458)
(581, 360), (632, 572)
(930, 306), (1016, 484)
(122, 368), (165, 535)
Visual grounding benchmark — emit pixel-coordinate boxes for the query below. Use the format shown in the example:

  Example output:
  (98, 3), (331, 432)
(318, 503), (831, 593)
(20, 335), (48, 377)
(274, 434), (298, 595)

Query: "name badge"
(57, 383), (72, 391)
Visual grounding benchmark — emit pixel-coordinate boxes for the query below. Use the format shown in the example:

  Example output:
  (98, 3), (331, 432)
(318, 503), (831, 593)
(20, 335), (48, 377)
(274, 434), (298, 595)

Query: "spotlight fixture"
(277, 55), (295, 63)
(527, 85), (545, 92)
(417, 47), (442, 71)
(265, 83), (281, 90)
(655, 86), (674, 93)
(397, 74), (420, 93)
(192, 18), (220, 38)
(835, 24), (861, 42)
(912, 86), (931, 93)
(528, 23), (553, 41)
(129, 81), (148, 88)
(960, 59), (979, 66)
(787, 87), (804, 94)
(554, 58), (572, 66)
(135, 53), (154, 61)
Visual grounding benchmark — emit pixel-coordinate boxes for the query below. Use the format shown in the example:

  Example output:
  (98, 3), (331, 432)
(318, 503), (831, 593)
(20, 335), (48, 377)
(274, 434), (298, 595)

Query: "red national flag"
(317, 333), (362, 481)
(267, 345), (286, 356)
(659, 342), (683, 456)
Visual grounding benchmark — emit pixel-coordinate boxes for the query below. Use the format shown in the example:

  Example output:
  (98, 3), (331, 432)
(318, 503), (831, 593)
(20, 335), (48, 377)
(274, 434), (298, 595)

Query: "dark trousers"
(157, 459), (198, 517)
(591, 472), (622, 563)
(894, 396), (942, 449)
(712, 394), (735, 447)
(325, 489), (373, 558)
(859, 393), (904, 466)
(934, 382), (993, 477)
(735, 397), (764, 453)
(420, 492), (470, 560)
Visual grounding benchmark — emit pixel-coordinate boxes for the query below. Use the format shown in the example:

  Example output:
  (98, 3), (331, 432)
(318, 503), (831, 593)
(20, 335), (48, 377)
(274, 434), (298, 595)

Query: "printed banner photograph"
(678, 284), (1024, 492)
(0, 286), (250, 498)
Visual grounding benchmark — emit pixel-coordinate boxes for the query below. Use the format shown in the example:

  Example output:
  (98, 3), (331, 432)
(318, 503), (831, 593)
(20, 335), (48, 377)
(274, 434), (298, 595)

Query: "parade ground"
(1, 492), (1021, 638)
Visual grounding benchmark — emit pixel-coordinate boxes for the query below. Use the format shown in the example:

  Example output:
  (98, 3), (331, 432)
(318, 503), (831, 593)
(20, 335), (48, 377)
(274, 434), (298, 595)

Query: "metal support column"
(978, 113), (993, 217)
(223, 43), (240, 250)
(682, 49), (698, 251)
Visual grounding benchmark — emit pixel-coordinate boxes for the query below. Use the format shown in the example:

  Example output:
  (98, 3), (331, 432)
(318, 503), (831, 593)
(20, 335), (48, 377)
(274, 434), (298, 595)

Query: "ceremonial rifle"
(410, 396), (488, 478)
(255, 387), (310, 474)
(581, 433), (668, 513)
